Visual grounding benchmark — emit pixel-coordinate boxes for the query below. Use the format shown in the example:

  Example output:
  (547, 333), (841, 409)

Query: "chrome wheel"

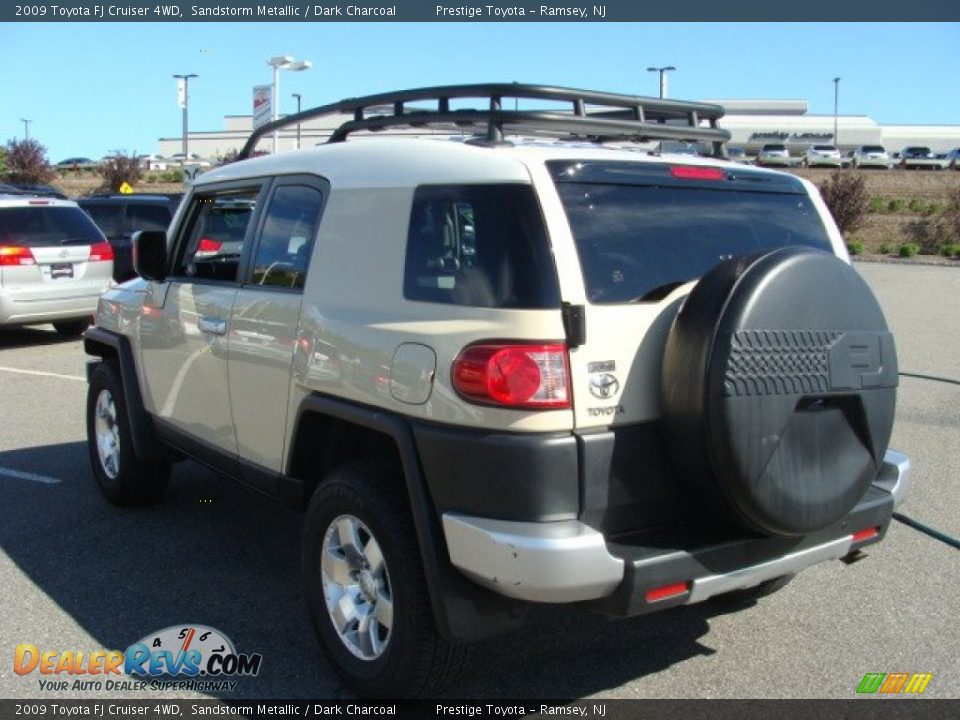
(321, 514), (393, 661)
(94, 389), (120, 479)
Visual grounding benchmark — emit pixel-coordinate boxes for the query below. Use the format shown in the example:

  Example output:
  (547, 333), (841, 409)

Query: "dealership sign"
(749, 132), (834, 143)
(253, 85), (272, 130)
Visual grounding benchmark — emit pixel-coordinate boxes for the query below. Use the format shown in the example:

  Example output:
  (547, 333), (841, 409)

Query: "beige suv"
(83, 84), (911, 697)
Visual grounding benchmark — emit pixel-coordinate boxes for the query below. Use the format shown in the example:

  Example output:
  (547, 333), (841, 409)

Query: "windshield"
(548, 161), (833, 304)
(0, 205), (105, 246)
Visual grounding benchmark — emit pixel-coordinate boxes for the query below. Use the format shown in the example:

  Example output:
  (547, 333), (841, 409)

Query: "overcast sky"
(2, 22), (958, 159)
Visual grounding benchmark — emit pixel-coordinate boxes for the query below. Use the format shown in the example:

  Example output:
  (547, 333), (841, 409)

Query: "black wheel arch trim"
(292, 392), (527, 642)
(83, 327), (171, 463)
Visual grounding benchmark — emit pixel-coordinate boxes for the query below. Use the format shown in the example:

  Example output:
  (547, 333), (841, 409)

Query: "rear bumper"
(442, 448), (910, 609)
(0, 289), (106, 325)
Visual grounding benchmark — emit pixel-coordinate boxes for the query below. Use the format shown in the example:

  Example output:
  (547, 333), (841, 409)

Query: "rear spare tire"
(661, 247), (898, 537)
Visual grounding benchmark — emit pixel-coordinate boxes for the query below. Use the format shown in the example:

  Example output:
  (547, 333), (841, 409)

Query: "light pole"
(173, 73), (198, 157)
(833, 77), (841, 148)
(292, 93), (302, 149)
(19, 118), (32, 140)
(646, 66), (676, 99)
(267, 55), (311, 153)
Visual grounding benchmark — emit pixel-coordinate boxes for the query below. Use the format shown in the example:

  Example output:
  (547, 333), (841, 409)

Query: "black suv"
(78, 194), (182, 281)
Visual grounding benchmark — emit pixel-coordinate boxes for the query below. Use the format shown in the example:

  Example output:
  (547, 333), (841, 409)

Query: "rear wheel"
(54, 318), (91, 337)
(86, 361), (170, 505)
(302, 462), (470, 697)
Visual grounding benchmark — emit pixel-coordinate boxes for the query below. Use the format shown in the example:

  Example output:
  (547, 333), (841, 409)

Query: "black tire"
(86, 361), (171, 505)
(710, 574), (795, 606)
(661, 247), (898, 537)
(54, 318), (91, 337)
(302, 462), (470, 698)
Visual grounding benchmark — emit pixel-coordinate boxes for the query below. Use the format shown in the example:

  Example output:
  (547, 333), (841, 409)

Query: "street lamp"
(292, 93), (302, 149)
(19, 118), (32, 140)
(173, 73), (198, 157)
(267, 55), (311, 153)
(833, 77), (841, 148)
(646, 66), (676, 99)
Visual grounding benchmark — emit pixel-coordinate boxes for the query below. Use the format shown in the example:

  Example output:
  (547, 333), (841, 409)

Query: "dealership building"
(158, 98), (960, 160)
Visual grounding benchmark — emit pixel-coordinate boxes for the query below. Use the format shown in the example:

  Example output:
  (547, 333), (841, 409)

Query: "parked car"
(945, 147), (960, 170)
(0, 193), (113, 335)
(898, 146), (949, 170)
(755, 143), (792, 167)
(726, 147), (749, 163)
(77, 194), (182, 281)
(169, 153), (212, 168)
(851, 145), (893, 169)
(84, 83), (910, 697)
(138, 154), (168, 172)
(56, 157), (97, 170)
(804, 145), (844, 168)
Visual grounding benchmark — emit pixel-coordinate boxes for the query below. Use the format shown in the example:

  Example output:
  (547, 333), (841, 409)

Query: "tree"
(3, 138), (56, 185)
(818, 171), (869, 236)
(98, 151), (143, 192)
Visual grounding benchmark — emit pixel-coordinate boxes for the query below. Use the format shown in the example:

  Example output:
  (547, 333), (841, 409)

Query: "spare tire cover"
(661, 247), (898, 537)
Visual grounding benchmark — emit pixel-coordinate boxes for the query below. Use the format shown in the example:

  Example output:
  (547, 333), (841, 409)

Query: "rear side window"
(127, 203), (172, 232)
(0, 206), (104, 246)
(80, 203), (124, 237)
(250, 185), (323, 290)
(403, 185), (559, 309)
(549, 161), (833, 305)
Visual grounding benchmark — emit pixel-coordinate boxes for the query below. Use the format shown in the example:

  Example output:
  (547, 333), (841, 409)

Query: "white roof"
(196, 136), (780, 190)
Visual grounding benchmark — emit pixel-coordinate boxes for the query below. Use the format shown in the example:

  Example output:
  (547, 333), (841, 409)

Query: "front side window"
(250, 185), (323, 290)
(403, 185), (559, 309)
(174, 190), (259, 283)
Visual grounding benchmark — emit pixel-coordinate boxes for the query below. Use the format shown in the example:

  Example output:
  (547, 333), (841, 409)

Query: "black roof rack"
(238, 83), (730, 159)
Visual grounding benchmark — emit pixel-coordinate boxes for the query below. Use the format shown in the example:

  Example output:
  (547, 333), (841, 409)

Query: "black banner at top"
(3, 0), (959, 21)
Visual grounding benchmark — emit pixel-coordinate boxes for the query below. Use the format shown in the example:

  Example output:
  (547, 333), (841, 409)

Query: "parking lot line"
(893, 512), (960, 550)
(0, 466), (62, 484)
(0, 365), (85, 382)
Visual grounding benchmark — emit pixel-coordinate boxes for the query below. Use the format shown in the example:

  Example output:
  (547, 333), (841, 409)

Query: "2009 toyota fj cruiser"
(83, 84), (910, 697)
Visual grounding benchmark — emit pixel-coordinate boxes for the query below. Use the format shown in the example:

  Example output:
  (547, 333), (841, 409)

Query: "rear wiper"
(629, 279), (693, 303)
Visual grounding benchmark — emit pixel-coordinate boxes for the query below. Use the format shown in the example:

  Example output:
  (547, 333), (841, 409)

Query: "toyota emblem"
(589, 373), (620, 399)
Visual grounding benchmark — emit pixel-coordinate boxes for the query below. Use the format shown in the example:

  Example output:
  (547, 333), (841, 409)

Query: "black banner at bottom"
(1, 700), (959, 720)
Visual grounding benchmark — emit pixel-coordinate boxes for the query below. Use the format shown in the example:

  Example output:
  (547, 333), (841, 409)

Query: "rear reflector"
(89, 242), (114, 262)
(645, 582), (690, 603)
(452, 342), (570, 409)
(670, 165), (726, 181)
(0, 245), (36, 266)
(852, 526), (880, 543)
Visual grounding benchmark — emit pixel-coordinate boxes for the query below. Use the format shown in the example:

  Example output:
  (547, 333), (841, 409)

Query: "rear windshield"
(812, 145), (836, 151)
(79, 203), (124, 237)
(403, 185), (559, 309)
(549, 161), (833, 304)
(762, 144), (786, 151)
(861, 146), (885, 153)
(0, 205), (105, 246)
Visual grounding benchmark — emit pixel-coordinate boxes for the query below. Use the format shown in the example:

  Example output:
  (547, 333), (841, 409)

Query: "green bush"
(868, 196), (885, 213)
(899, 243), (919, 258)
(818, 172), (869, 236)
(941, 244), (960, 258)
(908, 198), (926, 213)
(887, 198), (907, 213)
(846, 241), (865, 256)
(878, 242), (894, 255)
(925, 202), (942, 216)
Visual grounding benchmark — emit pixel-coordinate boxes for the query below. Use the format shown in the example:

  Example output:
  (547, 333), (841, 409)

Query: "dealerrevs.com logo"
(14, 625), (262, 692)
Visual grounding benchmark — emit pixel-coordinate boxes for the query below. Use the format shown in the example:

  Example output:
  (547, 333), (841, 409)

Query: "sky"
(1, 22), (958, 161)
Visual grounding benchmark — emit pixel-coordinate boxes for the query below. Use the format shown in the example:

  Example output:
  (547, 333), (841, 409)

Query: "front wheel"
(86, 361), (171, 505)
(302, 462), (469, 697)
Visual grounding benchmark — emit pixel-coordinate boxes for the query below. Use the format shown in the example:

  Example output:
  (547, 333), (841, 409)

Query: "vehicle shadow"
(0, 325), (82, 350)
(0, 440), (751, 700)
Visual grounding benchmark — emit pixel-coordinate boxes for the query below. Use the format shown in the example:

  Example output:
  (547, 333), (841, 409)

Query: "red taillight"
(196, 237), (222, 257)
(645, 582), (690, 603)
(452, 343), (570, 409)
(670, 165), (726, 181)
(89, 242), (114, 262)
(0, 245), (36, 266)
(852, 526), (880, 543)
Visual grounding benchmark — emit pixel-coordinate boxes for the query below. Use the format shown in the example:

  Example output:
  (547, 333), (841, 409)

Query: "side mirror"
(133, 230), (168, 282)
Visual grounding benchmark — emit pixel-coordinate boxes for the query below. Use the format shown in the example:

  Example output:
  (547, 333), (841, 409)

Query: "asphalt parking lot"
(0, 261), (957, 701)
